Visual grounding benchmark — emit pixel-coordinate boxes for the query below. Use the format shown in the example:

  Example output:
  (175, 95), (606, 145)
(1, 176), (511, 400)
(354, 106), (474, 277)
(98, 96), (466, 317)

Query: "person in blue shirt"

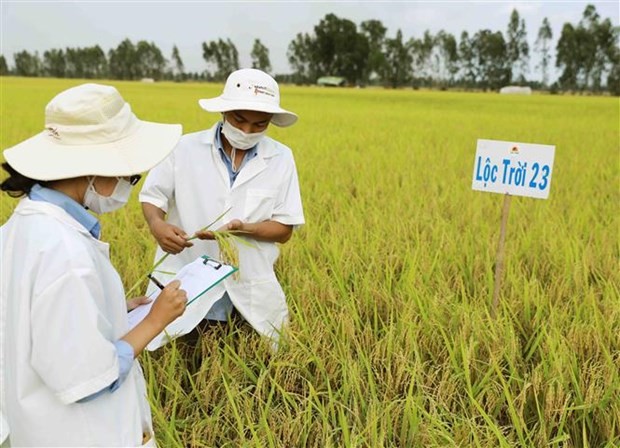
(140, 69), (305, 350)
(0, 83), (186, 447)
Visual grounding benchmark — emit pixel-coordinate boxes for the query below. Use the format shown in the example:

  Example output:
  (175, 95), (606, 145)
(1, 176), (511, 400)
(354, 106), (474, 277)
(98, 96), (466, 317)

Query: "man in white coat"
(0, 83), (187, 447)
(140, 68), (304, 343)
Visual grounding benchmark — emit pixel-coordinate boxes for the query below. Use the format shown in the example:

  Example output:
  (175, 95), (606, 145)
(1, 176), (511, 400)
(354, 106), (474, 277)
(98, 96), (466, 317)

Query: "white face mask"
(83, 177), (132, 214)
(221, 119), (266, 150)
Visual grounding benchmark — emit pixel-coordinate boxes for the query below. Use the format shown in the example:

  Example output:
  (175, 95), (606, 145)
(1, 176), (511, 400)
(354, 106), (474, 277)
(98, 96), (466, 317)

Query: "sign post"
(492, 194), (511, 315)
(472, 139), (555, 316)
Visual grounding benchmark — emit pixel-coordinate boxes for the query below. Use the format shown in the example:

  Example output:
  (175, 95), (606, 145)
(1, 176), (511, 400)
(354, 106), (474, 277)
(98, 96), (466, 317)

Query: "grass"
(1, 76), (619, 447)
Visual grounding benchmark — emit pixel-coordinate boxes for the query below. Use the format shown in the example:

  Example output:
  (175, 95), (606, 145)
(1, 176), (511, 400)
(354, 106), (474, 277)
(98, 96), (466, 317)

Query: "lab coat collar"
(29, 184), (101, 239)
(14, 199), (110, 253)
(200, 123), (278, 190)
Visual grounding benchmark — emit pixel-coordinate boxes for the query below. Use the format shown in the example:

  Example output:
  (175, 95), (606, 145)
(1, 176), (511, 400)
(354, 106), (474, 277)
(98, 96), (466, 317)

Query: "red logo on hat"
(253, 85), (275, 98)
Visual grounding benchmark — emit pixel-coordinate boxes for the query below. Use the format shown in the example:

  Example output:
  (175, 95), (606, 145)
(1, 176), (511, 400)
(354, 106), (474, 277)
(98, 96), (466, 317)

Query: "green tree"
(65, 47), (84, 78)
(556, 5), (619, 93)
(381, 29), (412, 88)
(473, 29), (510, 90)
(82, 46), (107, 79)
(588, 12), (617, 91)
(14, 50), (41, 77)
(43, 49), (66, 78)
(578, 5), (601, 90)
(171, 45), (184, 80)
(287, 32), (316, 84)
(250, 39), (272, 73)
(435, 30), (459, 87)
(607, 59), (620, 95)
(458, 31), (477, 87)
(312, 13), (368, 85)
(535, 17), (553, 87)
(506, 9), (529, 83)
(556, 23), (580, 90)
(136, 41), (166, 80)
(409, 30), (435, 86)
(286, 14), (372, 85)
(0, 55), (8, 75)
(603, 22), (620, 95)
(360, 19), (387, 84)
(108, 39), (138, 80)
(202, 38), (239, 81)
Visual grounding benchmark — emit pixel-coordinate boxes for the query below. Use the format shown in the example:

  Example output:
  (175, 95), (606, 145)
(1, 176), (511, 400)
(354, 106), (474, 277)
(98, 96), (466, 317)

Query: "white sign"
(472, 139), (555, 199)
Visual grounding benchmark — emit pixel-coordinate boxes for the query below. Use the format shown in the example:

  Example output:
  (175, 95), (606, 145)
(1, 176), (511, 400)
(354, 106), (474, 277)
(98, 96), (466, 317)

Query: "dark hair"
(0, 162), (46, 198)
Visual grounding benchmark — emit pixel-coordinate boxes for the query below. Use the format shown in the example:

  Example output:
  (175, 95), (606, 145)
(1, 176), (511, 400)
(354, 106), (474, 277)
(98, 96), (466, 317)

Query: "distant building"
(140, 78), (155, 83)
(499, 86), (532, 95)
(317, 76), (346, 87)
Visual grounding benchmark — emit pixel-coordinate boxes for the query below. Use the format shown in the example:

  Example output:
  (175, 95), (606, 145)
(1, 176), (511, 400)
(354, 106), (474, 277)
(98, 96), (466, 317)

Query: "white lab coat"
(139, 124), (304, 339)
(0, 199), (155, 447)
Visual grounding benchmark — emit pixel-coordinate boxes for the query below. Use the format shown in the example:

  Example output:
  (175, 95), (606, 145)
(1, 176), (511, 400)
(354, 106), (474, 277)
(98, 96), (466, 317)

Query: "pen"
(147, 274), (165, 290)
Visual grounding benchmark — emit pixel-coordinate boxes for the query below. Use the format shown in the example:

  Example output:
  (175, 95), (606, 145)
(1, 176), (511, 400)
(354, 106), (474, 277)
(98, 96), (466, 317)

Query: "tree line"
(1, 5), (617, 94)
(285, 5), (618, 94)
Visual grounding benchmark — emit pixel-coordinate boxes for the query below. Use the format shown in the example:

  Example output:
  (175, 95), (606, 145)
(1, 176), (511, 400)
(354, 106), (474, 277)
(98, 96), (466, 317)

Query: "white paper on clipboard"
(127, 256), (237, 350)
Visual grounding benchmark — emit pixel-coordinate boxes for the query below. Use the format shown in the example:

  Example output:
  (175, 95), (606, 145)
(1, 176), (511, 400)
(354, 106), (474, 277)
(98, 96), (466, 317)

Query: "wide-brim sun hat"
(3, 83), (182, 181)
(198, 68), (298, 127)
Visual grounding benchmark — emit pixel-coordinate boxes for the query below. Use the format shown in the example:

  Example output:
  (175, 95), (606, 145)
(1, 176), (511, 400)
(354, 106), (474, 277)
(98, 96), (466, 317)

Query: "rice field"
(1, 76), (619, 447)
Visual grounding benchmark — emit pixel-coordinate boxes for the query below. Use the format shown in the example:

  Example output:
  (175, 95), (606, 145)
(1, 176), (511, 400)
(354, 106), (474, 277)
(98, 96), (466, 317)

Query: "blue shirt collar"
(29, 184), (101, 239)
(215, 121), (259, 187)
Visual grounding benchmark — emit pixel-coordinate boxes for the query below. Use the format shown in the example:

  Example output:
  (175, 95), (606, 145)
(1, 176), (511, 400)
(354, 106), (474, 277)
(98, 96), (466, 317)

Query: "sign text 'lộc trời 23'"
(472, 139), (555, 199)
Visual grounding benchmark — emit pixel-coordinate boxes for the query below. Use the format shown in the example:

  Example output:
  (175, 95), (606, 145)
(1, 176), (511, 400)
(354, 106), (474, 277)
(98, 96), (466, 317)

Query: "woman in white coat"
(0, 83), (187, 447)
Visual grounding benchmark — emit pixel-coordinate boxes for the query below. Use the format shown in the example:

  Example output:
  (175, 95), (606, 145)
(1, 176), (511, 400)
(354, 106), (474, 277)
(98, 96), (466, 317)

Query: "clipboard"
(181, 255), (238, 306)
(127, 255), (238, 350)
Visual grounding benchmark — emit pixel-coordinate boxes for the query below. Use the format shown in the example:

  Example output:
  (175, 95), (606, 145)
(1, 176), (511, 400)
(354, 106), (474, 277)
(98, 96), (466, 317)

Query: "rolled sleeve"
(110, 340), (134, 391)
(272, 158), (305, 227)
(139, 151), (175, 213)
(77, 340), (135, 403)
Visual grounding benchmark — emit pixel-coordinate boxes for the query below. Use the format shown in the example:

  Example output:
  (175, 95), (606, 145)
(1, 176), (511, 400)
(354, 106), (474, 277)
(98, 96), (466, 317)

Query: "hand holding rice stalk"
(195, 219), (257, 280)
(126, 208), (252, 297)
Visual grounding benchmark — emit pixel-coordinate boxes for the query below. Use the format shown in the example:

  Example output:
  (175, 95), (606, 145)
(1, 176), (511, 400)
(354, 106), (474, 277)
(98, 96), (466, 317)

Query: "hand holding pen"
(144, 278), (187, 329)
(147, 273), (166, 290)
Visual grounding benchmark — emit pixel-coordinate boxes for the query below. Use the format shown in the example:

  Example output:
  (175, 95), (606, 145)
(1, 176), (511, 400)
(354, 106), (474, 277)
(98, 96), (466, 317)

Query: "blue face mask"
(83, 177), (132, 214)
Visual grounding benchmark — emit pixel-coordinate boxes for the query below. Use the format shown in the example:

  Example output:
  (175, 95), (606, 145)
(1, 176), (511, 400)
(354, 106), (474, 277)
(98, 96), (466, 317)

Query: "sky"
(1, 1), (618, 80)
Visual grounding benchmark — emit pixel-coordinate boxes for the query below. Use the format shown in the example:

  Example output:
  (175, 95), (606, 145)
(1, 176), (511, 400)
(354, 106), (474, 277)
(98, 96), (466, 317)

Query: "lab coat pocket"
(244, 189), (278, 222)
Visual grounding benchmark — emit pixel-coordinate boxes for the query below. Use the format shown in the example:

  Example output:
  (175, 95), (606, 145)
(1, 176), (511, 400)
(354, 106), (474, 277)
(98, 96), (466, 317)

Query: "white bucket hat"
(3, 83), (182, 181)
(198, 68), (298, 127)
